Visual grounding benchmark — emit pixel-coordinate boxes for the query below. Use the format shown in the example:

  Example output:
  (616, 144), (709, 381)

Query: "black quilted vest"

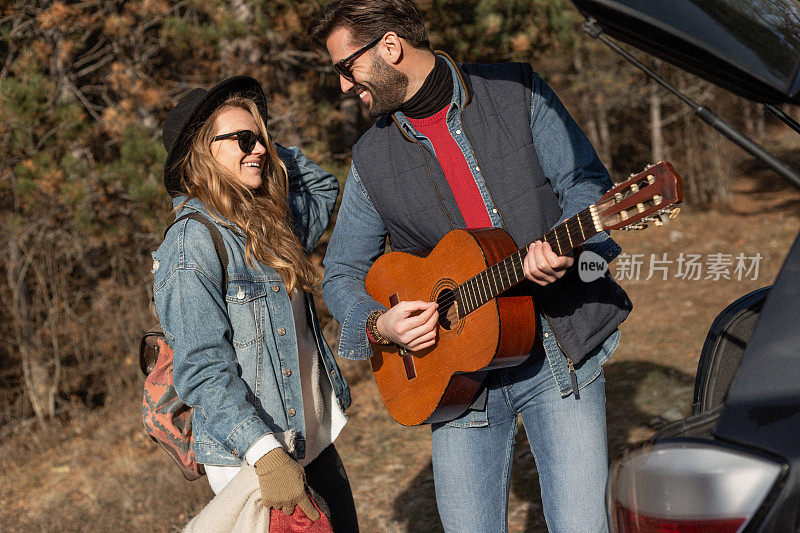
(352, 58), (631, 363)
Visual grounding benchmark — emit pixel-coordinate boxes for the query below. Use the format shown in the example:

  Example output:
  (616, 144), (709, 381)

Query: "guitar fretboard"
(455, 207), (597, 316)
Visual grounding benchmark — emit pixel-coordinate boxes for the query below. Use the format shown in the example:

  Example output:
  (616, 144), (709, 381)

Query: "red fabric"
(269, 497), (333, 532)
(409, 107), (492, 228)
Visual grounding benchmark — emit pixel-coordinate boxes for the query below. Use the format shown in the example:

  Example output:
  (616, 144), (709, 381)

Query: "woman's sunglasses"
(211, 130), (266, 154)
(332, 36), (383, 83)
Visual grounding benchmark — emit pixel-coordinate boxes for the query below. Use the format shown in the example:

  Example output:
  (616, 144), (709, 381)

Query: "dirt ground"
(2, 164), (799, 532)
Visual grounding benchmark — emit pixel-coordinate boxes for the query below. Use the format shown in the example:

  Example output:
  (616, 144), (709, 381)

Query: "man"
(311, 1), (632, 531)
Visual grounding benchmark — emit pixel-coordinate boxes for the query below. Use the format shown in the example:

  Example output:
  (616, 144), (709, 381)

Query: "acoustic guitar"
(365, 161), (683, 426)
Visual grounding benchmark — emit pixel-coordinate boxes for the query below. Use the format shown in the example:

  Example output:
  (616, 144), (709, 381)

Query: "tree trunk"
(5, 227), (62, 424)
(597, 94), (613, 174)
(744, 102), (766, 140)
(755, 102), (766, 140)
(743, 100), (754, 136)
(650, 78), (664, 163)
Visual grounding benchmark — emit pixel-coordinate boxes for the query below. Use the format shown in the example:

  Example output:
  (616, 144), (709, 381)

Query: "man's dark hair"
(309, 0), (430, 51)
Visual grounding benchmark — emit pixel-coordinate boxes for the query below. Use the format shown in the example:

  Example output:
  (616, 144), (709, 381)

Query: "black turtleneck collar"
(399, 55), (453, 119)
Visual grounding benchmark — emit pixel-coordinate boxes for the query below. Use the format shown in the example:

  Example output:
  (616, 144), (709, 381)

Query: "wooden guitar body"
(365, 228), (536, 426)
(363, 161), (683, 426)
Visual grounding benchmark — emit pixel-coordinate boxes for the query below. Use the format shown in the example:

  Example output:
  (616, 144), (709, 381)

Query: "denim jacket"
(322, 55), (622, 418)
(152, 144), (349, 466)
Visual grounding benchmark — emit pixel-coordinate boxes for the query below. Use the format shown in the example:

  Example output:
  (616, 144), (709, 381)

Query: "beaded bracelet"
(366, 310), (392, 345)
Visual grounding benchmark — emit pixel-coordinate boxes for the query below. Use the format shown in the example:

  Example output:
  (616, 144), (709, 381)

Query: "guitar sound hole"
(436, 288), (459, 330)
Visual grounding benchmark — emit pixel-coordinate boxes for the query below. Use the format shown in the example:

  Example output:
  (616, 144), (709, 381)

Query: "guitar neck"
(456, 207), (598, 316)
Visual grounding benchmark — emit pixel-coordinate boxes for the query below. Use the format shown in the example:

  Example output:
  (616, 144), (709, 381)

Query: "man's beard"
(356, 54), (409, 118)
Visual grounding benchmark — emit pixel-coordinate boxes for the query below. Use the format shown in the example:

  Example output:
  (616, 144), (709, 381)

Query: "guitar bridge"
(390, 293), (417, 380)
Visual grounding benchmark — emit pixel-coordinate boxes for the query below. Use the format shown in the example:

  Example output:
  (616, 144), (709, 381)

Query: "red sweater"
(408, 106), (492, 228)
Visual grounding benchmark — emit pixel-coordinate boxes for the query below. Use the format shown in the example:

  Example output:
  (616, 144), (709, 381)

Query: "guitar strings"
(426, 209), (595, 312)
(428, 250), (527, 311)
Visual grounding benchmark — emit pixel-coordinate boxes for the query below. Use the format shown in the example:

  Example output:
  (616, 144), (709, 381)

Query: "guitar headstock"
(596, 161), (683, 231)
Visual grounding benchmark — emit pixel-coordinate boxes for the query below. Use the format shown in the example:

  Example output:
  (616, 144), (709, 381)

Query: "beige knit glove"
(254, 448), (320, 521)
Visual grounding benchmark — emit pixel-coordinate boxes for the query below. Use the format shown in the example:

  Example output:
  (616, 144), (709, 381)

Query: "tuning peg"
(668, 207), (681, 219)
(647, 212), (668, 226)
(619, 222), (648, 231)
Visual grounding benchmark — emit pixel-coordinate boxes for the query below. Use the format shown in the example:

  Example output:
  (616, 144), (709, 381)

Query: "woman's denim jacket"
(152, 144), (349, 466)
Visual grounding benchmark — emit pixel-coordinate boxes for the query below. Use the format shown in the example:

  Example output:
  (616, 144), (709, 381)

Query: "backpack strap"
(141, 212), (231, 376)
(165, 212), (229, 288)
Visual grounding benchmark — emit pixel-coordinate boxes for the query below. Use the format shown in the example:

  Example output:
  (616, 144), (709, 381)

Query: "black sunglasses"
(211, 130), (266, 154)
(333, 36), (383, 82)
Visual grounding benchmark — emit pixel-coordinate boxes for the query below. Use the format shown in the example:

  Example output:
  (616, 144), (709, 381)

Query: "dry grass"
(2, 170), (798, 532)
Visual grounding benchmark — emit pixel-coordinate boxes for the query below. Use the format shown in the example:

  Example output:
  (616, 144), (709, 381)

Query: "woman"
(152, 76), (357, 530)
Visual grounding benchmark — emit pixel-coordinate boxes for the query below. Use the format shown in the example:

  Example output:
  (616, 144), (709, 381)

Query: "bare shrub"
(1, 218), (157, 431)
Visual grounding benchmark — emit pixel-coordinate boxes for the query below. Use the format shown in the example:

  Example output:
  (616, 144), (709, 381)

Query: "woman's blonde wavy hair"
(177, 96), (318, 294)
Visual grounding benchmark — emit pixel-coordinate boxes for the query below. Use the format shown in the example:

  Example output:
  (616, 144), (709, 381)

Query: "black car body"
(569, 1), (800, 531)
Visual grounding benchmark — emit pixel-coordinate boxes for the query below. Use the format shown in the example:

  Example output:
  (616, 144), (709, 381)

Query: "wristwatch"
(366, 310), (392, 346)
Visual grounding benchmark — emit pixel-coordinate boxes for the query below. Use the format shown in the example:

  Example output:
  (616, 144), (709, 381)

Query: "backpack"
(140, 212), (228, 481)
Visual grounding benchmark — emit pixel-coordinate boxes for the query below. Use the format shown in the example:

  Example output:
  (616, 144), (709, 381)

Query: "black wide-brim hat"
(162, 76), (268, 197)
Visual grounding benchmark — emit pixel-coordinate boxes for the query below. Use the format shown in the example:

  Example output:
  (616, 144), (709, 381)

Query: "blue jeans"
(431, 352), (609, 533)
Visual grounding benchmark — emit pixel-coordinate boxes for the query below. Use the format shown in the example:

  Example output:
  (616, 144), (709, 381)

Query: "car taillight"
(608, 441), (782, 533)
(615, 503), (744, 532)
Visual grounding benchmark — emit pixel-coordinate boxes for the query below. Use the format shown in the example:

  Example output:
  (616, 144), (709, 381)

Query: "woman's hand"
(254, 448), (320, 520)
